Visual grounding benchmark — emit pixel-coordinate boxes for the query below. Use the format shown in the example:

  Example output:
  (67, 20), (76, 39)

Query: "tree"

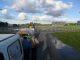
(13, 24), (18, 27)
(0, 21), (8, 27)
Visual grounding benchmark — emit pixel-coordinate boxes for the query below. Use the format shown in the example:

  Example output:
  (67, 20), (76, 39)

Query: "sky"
(0, 0), (80, 24)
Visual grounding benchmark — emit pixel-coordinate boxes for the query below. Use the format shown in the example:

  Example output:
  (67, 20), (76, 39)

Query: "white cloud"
(0, 9), (14, 19)
(8, 20), (29, 24)
(12, 0), (40, 13)
(30, 15), (54, 24)
(0, 0), (73, 24)
(46, 0), (54, 4)
(29, 15), (79, 24)
(0, 18), (30, 24)
(1, 9), (8, 15)
(17, 12), (28, 20)
(52, 1), (72, 11)
(44, 1), (72, 16)
(0, 15), (78, 24)
(11, 0), (73, 17)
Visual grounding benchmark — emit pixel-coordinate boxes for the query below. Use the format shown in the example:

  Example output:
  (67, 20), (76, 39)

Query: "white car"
(0, 34), (23, 60)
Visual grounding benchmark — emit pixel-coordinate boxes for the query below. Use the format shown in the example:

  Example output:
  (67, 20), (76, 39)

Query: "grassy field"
(53, 32), (80, 51)
(63, 25), (80, 29)
(20, 23), (50, 27)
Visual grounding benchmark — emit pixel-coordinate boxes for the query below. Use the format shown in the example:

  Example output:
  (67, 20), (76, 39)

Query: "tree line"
(0, 21), (8, 27)
(0, 21), (19, 27)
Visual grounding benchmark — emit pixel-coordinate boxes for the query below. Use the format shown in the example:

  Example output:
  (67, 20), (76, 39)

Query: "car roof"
(0, 34), (15, 42)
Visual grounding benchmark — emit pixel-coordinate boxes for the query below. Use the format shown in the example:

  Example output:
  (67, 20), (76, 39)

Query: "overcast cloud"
(12, 0), (72, 17)
(0, 0), (75, 24)
(17, 12), (28, 20)
(0, 9), (14, 19)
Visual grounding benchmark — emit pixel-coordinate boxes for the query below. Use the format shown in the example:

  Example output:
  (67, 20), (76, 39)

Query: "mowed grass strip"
(53, 32), (80, 51)
(63, 25), (80, 29)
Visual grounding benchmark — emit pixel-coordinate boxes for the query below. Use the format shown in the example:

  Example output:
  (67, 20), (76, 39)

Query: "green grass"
(53, 32), (80, 51)
(20, 23), (50, 27)
(63, 25), (80, 29)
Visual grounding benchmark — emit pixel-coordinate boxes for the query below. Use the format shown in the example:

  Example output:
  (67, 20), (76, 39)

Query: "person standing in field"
(28, 22), (35, 35)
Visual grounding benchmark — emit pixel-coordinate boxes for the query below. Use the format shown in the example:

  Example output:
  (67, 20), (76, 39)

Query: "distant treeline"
(0, 21), (19, 27)
(0, 21), (8, 27)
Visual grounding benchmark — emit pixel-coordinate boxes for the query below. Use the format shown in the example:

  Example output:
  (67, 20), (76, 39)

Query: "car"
(0, 34), (23, 60)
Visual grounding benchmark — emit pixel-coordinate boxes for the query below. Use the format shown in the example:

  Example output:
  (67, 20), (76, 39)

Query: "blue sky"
(62, 0), (80, 18)
(0, 0), (80, 24)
